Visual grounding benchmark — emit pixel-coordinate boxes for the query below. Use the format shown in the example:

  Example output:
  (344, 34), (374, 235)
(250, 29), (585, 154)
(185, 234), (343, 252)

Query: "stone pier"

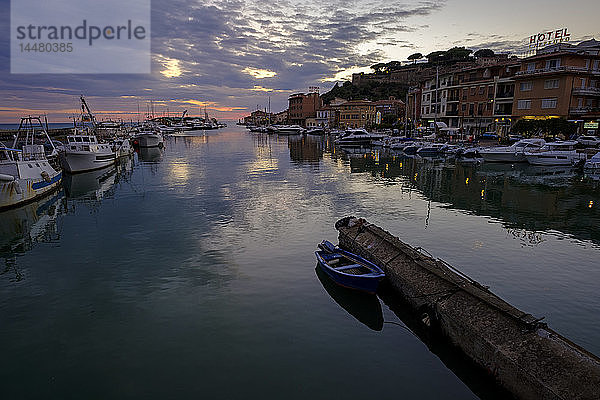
(335, 216), (600, 400)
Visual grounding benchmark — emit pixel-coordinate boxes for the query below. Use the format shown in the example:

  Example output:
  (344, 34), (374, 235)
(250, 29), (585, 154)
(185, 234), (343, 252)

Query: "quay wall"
(336, 216), (600, 400)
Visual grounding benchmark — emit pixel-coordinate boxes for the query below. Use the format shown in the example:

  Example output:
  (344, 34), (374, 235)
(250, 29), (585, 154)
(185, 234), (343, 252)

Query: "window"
(461, 104), (467, 111)
(479, 86), (485, 95)
(526, 62), (536, 71)
(520, 82), (533, 91)
(470, 87), (476, 95)
(544, 79), (559, 89)
(517, 100), (531, 110)
(541, 98), (557, 109)
(545, 58), (561, 69)
(594, 60), (600, 71)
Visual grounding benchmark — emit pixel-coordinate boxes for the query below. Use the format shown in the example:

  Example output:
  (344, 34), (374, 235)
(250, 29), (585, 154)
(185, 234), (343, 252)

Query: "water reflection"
(315, 266), (384, 331)
(0, 190), (65, 280)
(138, 147), (164, 162)
(332, 149), (600, 245)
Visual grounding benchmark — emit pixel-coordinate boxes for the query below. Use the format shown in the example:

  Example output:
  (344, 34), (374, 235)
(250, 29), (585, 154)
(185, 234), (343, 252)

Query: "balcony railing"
(572, 87), (600, 96)
(570, 107), (600, 114)
(495, 91), (514, 99)
(447, 96), (460, 102)
(517, 66), (600, 76)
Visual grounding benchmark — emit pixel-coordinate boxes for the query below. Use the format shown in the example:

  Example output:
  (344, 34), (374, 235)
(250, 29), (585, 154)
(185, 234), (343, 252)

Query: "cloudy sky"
(0, 0), (598, 122)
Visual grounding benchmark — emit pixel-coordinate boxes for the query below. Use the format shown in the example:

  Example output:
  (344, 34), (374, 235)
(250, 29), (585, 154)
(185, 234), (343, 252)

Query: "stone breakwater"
(335, 216), (600, 400)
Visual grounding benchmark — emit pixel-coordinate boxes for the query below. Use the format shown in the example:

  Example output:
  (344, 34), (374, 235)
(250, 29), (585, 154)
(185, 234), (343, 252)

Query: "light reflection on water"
(0, 127), (599, 399)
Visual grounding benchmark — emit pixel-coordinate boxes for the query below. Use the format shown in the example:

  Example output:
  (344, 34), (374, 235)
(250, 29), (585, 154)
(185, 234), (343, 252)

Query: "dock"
(335, 216), (600, 400)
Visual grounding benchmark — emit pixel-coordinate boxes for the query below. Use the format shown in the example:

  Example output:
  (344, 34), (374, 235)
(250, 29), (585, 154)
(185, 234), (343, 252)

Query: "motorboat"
(0, 118), (62, 210)
(524, 141), (586, 166)
(306, 127), (326, 135)
(478, 139), (546, 163)
(416, 143), (446, 157)
(334, 129), (386, 147)
(456, 148), (484, 165)
(60, 130), (116, 173)
(583, 151), (600, 171)
(277, 125), (305, 135)
(315, 240), (385, 294)
(155, 124), (175, 135)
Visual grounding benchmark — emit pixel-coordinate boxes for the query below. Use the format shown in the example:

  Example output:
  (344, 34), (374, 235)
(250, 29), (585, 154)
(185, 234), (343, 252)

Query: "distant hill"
(321, 81), (408, 104)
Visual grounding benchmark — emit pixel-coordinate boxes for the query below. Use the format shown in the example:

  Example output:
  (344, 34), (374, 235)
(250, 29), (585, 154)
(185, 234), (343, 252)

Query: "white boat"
(478, 139), (546, 163)
(306, 127), (326, 135)
(334, 129), (386, 146)
(276, 125), (305, 135)
(584, 151), (600, 171)
(524, 141), (586, 166)
(155, 124), (175, 135)
(133, 126), (163, 148)
(1, 139), (62, 210)
(60, 131), (116, 173)
(111, 137), (133, 158)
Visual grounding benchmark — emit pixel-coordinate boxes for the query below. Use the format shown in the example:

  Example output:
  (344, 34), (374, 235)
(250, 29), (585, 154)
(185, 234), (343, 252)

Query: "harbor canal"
(1, 126), (599, 399)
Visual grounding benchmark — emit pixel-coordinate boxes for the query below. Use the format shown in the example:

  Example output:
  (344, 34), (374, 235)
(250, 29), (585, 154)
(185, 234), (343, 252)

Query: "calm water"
(2, 126), (599, 399)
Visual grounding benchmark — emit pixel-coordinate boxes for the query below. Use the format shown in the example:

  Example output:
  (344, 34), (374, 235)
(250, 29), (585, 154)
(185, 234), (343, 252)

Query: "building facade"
(335, 100), (376, 129)
(513, 39), (600, 135)
(288, 92), (322, 127)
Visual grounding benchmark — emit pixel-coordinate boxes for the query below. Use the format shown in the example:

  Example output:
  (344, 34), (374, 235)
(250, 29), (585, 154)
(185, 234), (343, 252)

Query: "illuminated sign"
(528, 28), (570, 50)
(584, 121), (599, 129)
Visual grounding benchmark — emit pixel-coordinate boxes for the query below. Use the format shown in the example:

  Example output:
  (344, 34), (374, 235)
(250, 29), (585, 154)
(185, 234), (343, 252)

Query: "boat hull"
(525, 154), (582, 166)
(136, 134), (162, 148)
(315, 250), (385, 294)
(0, 172), (62, 211)
(60, 151), (115, 173)
(480, 152), (526, 163)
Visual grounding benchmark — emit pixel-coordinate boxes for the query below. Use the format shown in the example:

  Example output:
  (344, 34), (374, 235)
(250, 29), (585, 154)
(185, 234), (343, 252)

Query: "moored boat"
(479, 139), (546, 163)
(524, 141), (586, 166)
(0, 119), (62, 210)
(315, 240), (385, 294)
(334, 129), (386, 147)
(60, 132), (115, 173)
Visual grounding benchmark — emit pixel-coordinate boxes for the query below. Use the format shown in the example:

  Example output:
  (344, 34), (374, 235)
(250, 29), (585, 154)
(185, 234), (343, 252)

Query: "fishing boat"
(0, 117), (62, 210)
(315, 240), (385, 294)
(132, 125), (163, 148)
(111, 137), (133, 158)
(478, 139), (546, 163)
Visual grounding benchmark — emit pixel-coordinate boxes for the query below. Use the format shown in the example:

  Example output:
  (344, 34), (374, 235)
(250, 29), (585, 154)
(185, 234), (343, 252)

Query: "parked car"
(577, 135), (600, 147)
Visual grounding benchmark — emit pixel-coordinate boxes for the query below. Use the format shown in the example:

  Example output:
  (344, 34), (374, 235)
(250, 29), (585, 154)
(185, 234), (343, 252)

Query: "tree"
(407, 53), (422, 63)
(426, 51), (446, 64)
(370, 63), (386, 74)
(474, 49), (495, 58)
(445, 47), (473, 61)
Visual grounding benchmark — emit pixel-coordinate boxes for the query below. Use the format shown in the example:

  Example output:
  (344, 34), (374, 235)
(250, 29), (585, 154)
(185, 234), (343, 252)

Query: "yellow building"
(336, 100), (376, 128)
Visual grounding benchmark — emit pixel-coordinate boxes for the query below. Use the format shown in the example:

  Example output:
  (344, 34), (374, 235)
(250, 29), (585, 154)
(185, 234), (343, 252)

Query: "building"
(374, 97), (405, 124)
(405, 87), (422, 132)
(419, 59), (519, 136)
(336, 100), (376, 129)
(243, 110), (269, 126)
(272, 109), (288, 124)
(315, 106), (336, 128)
(288, 92), (322, 127)
(513, 39), (600, 136)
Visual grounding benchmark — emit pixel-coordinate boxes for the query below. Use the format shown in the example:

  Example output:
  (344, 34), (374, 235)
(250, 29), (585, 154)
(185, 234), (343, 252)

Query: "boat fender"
(41, 170), (51, 183)
(0, 173), (15, 182)
(10, 180), (22, 194)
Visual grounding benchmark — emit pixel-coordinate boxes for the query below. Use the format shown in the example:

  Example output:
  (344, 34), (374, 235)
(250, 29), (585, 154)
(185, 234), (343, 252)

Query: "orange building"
(513, 39), (600, 135)
(288, 92), (322, 127)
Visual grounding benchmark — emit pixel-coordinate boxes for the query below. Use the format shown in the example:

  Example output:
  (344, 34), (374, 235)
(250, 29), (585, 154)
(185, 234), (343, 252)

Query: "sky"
(0, 0), (598, 123)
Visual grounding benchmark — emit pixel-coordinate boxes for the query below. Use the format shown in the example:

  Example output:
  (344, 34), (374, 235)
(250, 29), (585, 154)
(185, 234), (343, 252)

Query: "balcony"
(572, 87), (600, 96)
(516, 66), (600, 77)
(495, 91), (514, 99)
(570, 107), (600, 115)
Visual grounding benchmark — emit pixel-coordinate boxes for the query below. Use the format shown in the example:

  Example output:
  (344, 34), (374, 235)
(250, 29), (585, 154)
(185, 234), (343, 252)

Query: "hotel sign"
(528, 28), (570, 50)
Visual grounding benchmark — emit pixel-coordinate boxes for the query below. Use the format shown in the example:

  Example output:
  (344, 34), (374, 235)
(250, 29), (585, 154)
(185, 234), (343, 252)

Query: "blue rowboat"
(315, 240), (385, 294)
